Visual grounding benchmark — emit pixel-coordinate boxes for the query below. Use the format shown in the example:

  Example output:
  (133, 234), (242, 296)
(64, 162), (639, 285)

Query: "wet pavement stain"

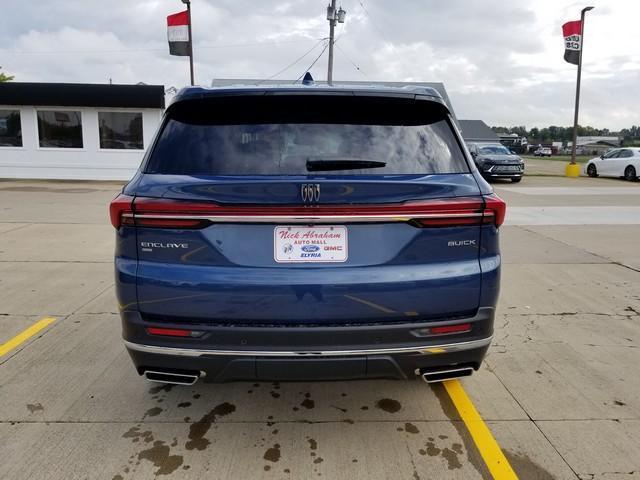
(330, 405), (347, 413)
(149, 384), (174, 395)
(301, 398), (315, 409)
(193, 393), (201, 399)
(177, 402), (191, 408)
(313, 457), (324, 464)
(112, 475), (123, 480)
(308, 438), (318, 451)
(145, 406), (163, 417)
(425, 441), (440, 456)
(441, 447), (463, 470)
(122, 426), (154, 444)
(263, 443), (281, 463)
(186, 402), (236, 451)
(138, 440), (184, 475)
(26, 403), (44, 413)
(375, 398), (402, 413)
(270, 391), (281, 399)
(404, 422), (420, 434)
(360, 405), (369, 410)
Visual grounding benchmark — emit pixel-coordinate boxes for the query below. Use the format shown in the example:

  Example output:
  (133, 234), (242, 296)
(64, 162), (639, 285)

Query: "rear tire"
(587, 164), (598, 177)
(624, 165), (637, 181)
(511, 177), (522, 183)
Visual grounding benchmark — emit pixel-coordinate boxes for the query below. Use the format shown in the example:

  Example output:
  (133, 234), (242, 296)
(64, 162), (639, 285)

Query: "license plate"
(500, 165), (520, 171)
(274, 226), (348, 263)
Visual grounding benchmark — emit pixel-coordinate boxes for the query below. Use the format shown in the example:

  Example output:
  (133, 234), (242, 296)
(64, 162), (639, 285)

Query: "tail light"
(109, 195), (507, 229)
(483, 194), (507, 227)
(109, 193), (134, 229)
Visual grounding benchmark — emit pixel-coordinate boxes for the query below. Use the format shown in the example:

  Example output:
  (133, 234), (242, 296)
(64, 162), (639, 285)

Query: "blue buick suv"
(110, 83), (505, 385)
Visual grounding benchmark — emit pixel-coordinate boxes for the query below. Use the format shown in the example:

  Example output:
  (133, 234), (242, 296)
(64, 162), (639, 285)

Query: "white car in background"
(585, 148), (640, 181)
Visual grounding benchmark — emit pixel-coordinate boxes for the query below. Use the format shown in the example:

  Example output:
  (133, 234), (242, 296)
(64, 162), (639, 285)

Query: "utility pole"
(182, 0), (195, 86)
(326, 2), (346, 86)
(569, 6), (594, 168)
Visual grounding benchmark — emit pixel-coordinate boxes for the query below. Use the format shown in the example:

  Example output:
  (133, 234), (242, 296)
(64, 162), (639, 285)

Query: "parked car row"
(585, 148), (640, 181)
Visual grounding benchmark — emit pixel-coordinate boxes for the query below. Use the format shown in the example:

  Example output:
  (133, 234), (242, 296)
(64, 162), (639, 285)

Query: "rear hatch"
(120, 91), (499, 325)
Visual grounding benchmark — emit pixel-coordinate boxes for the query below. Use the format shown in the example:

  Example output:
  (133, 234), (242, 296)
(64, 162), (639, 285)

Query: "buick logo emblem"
(301, 184), (320, 203)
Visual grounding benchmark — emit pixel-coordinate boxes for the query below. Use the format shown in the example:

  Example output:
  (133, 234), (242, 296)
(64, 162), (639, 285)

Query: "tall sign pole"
(565, 6), (594, 175)
(183, 0), (195, 86)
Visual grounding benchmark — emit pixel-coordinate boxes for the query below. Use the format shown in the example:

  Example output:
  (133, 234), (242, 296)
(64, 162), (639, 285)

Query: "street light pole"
(326, 2), (346, 86)
(182, 0), (195, 86)
(569, 6), (594, 166)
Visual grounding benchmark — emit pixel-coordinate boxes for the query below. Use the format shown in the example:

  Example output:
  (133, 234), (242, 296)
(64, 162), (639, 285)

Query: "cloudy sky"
(2, 0), (639, 130)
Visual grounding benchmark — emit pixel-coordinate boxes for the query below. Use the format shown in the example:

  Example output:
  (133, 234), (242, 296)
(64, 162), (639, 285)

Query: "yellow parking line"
(0, 317), (56, 357)
(443, 379), (518, 480)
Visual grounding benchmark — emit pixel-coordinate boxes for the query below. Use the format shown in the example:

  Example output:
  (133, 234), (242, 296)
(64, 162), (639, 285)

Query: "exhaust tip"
(419, 366), (474, 383)
(144, 369), (200, 386)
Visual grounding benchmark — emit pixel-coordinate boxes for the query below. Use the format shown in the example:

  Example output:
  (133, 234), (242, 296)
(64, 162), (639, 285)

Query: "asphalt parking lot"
(1, 175), (639, 480)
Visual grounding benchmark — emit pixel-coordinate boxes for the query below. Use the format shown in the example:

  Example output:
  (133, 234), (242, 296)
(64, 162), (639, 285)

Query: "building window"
(37, 110), (83, 148)
(98, 112), (143, 150)
(0, 110), (22, 147)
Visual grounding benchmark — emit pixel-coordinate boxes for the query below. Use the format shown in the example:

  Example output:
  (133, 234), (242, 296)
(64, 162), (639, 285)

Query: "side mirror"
(470, 151), (477, 158)
(600, 155), (604, 159)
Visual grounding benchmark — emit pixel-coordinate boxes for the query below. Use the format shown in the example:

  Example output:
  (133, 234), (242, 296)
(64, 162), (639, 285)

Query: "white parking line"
(505, 206), (640, 225)
(499, 187), (640, 196)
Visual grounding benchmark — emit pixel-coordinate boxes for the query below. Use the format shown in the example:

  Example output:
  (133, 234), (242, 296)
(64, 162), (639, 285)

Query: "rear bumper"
(122, 307), (495, 381)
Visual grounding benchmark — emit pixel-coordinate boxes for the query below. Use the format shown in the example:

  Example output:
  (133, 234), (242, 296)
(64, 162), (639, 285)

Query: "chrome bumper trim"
(123, 336), (492, 358)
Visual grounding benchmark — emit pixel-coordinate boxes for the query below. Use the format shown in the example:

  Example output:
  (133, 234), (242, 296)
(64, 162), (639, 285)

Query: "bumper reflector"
(430, 323), (472, 334)
(146, 327), (203, 338)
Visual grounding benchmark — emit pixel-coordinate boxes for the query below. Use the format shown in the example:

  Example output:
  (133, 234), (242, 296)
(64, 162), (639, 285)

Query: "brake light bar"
(109, 195), (506, 229)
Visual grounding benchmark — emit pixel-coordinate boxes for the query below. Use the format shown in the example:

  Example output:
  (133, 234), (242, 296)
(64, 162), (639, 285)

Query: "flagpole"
(182, 0), (195, 86)
(568, 6), (594, 171)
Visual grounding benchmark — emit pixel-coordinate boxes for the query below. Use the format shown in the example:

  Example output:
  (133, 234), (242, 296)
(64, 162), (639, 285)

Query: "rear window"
(145, 95), (469, 176)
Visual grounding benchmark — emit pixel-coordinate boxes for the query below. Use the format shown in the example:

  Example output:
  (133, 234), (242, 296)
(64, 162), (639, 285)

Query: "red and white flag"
(167, 10), (190, 56)
(562, 20), (582, 65)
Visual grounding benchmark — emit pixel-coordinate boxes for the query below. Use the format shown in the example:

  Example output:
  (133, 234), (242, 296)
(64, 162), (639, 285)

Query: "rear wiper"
(306, 158), (387, 172)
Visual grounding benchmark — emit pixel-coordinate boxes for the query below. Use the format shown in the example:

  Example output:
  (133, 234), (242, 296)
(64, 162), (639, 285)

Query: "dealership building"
(0, 82), (165, 180)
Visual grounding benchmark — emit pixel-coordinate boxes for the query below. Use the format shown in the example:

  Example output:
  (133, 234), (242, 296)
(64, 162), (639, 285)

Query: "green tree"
(0, 67), (14, 82)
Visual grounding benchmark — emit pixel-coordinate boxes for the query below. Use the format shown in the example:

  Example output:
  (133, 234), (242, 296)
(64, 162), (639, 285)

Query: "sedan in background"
(534, 147), (552, 157)
(467, 143), (525, 182)
(585, 148), (640, 181)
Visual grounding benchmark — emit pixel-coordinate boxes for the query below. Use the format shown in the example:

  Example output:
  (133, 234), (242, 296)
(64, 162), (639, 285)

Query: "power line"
(0, 38), (318, 56)
(357, 1), (392, 44)
(335, 43), (368, 79)
(295, 39), (330, 83)
(259, 38), (327, 83)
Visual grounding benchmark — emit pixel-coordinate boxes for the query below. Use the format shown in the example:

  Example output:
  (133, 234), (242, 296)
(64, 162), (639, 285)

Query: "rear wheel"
(587, 164), (598, 177)
(624, 165), (637, 181)
(511, 177), (522, 183)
